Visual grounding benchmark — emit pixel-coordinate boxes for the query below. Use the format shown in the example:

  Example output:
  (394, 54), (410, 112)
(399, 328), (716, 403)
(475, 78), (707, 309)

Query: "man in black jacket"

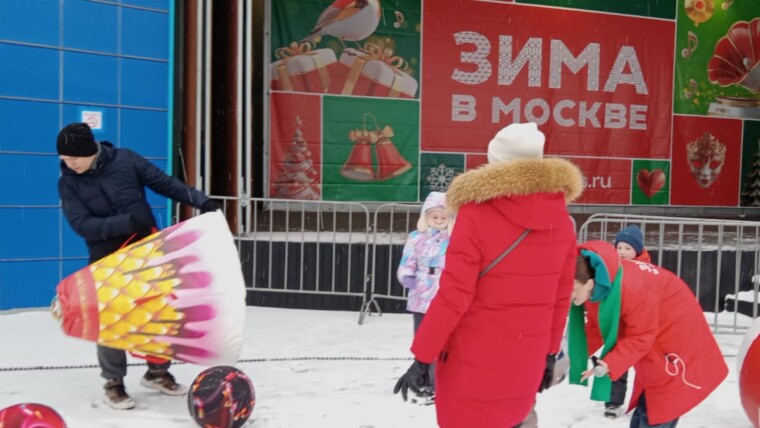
(56, 122), (221, 410)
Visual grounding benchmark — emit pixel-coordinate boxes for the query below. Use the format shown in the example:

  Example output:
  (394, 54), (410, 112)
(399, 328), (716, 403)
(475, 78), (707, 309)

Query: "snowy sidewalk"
(0, 307), (750, 427)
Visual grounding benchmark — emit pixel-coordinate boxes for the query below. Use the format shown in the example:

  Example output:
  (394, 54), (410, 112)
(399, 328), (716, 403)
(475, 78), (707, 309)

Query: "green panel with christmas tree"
(516, 0), (675, 19)
(269, 0), (421, 99)
(673, 1), (760, 118)
(322, 96), (419, 201)
(740, 121), (760, 207)
(419, 153), (465, 201)
(631, 160), (670, 205)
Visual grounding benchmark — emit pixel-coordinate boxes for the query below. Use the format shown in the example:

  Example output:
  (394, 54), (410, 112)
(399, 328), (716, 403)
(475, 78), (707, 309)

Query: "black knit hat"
(57, 122), (98, 157)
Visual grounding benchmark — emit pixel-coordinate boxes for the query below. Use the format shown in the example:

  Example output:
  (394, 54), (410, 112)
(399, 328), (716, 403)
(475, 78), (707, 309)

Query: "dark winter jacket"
(58, 142), (209, 262)
(411, 157), (583, 428)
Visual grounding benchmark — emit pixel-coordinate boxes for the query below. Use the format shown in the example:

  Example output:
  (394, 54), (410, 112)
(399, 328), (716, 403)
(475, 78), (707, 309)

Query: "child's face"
(571, 279), (594, 306)
(616, 242), (637, 260)
(426, 208), (449, 230)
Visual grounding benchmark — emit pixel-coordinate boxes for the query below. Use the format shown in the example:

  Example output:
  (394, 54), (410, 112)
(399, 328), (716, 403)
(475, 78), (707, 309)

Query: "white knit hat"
(487, 122), (545, 164)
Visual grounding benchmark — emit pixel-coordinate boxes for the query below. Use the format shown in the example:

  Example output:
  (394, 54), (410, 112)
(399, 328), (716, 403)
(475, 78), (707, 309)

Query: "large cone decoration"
(54, 211), (246, 366)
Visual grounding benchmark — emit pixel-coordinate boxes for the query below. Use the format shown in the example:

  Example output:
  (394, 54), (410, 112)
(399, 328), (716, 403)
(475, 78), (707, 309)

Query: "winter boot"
(103, 378), (136, 410)
(604, 404), (624, 419)
(140, 368), (187, 396)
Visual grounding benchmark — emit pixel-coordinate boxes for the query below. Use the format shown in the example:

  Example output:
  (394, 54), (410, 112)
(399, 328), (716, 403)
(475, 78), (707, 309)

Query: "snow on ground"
(0, 307), (753, 427)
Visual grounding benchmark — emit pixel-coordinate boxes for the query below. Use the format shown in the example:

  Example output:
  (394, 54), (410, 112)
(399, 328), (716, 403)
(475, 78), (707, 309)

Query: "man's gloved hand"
(130, 213), (153, 233)
(393, 359), (432, 401)
(201, 199), (222, 214)
(538, 353), (557, 393)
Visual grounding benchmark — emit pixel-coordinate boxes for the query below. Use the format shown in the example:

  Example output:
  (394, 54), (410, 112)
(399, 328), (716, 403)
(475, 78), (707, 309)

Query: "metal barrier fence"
(357, 207), (578, 324)
(578, 213), (760, 333)
(204, 196), (372, 309)
(359, 203), (422, 324)
(199, 197), (758, 332)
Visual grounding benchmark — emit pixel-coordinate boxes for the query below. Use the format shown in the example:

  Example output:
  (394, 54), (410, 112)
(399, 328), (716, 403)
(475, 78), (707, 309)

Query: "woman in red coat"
(569, 241), (728, 427)
(394, 122), (583, 427)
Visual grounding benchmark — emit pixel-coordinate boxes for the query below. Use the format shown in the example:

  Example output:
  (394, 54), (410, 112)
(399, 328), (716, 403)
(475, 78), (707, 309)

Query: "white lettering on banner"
(582, 175), (612, 189)
(452, 32), (492, 85)
(453, 31), (648, 92)
(630, 105), (647, 129)
(550, 40), (600, 91)
(604, 46), (649, 95)
(451, 31), (650, 131)
(499, 36), (542, 87)
(488, 96), (648, 129)
(452, 94), (477, 121)
(553, 100), (576, 127)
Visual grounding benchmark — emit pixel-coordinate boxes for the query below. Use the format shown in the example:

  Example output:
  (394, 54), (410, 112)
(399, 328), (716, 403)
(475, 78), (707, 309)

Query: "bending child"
(569, 240), (728, 428)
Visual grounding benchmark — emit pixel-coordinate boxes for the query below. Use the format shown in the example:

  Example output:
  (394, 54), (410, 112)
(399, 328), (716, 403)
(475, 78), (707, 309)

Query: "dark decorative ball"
(187, 366), (256, 428)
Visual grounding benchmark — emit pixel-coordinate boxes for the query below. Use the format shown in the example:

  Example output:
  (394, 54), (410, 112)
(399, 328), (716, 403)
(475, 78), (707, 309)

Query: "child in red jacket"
(605, 224), (650, 418)
(568, 241), (728, 427)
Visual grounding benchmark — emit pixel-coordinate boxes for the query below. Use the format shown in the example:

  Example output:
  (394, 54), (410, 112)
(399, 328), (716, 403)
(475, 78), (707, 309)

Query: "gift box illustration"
(339, 44), (418, 98)
(341, 112), (411, 181)
(270, 41), (342, 93)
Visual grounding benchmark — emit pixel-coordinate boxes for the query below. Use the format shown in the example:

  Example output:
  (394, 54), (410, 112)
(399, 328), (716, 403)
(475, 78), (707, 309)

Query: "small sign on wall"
(80, 110), (103, 132)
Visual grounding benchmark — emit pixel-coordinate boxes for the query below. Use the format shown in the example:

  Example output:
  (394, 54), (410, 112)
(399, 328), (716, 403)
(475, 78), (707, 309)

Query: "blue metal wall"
(0, 0), (173, 309)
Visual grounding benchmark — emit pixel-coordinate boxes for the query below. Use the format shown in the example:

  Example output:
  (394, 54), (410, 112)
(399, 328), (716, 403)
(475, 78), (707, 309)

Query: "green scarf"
(568, 250), (622, 402)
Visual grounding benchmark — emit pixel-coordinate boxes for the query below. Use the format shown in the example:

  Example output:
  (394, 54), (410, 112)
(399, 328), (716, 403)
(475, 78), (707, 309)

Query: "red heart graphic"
(637, 169), (666, 198)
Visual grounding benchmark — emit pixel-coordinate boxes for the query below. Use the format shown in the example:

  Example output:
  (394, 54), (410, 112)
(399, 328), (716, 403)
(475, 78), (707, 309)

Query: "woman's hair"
(575, 254), (594, 283)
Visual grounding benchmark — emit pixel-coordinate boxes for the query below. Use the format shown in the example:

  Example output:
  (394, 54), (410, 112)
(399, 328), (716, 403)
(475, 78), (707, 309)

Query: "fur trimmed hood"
(446, 157), (583, 213)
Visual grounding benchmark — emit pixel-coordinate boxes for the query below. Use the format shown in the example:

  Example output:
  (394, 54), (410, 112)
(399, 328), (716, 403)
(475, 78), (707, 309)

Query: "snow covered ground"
(0, 306), (752, 427)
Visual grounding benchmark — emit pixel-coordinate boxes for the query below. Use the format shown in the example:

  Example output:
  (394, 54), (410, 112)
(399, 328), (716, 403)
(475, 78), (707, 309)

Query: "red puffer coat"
(579, 241), (728, 424)
(411, 158), (583, 428)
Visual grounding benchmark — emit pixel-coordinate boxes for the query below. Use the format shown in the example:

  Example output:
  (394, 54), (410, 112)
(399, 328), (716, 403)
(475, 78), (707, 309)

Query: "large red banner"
(421, 1), (675, 159)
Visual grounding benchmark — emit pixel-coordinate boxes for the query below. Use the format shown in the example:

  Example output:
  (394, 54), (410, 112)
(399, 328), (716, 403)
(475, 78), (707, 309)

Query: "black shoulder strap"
(478, 229), (531, 278)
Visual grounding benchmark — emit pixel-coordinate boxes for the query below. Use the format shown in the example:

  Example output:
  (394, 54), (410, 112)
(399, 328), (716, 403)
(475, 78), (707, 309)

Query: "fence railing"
(579, 213), (760, 333)
(359, 203), (423, 324)
(204, 197), (759, 333)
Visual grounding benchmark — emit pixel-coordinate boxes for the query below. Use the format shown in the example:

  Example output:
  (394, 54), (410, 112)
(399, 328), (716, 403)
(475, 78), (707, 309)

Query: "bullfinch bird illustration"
(300, 0), (382, 46)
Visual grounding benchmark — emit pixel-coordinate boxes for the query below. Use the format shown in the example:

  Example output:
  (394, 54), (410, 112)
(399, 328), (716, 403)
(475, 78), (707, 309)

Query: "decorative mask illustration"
(686, 132), (726, 188)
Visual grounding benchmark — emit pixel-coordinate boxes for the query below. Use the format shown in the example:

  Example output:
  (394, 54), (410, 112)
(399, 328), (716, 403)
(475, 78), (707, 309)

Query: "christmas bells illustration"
(340, 113), (411, 181)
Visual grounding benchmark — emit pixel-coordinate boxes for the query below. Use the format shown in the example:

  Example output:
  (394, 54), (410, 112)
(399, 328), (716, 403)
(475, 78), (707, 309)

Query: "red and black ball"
(187, 366), (255, 428)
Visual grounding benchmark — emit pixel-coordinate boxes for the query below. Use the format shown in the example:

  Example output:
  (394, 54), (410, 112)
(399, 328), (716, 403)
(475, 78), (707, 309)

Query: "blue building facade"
(0, 0), (173, 309)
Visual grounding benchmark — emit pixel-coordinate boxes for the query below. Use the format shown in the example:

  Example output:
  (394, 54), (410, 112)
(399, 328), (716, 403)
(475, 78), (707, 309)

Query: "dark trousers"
(97, 345), (170, 380)
(630, 394), (679, 428)
(607, 370), (629, 406)
(412, 312), (435, 390)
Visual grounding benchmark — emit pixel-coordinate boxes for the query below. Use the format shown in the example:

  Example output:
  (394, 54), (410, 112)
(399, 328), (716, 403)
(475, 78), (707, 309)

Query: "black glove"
(538, 353), (557, 393)
(200, 199), (222, 214)
(393, 359), (432, 401)
(130, 213), (153, 233)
